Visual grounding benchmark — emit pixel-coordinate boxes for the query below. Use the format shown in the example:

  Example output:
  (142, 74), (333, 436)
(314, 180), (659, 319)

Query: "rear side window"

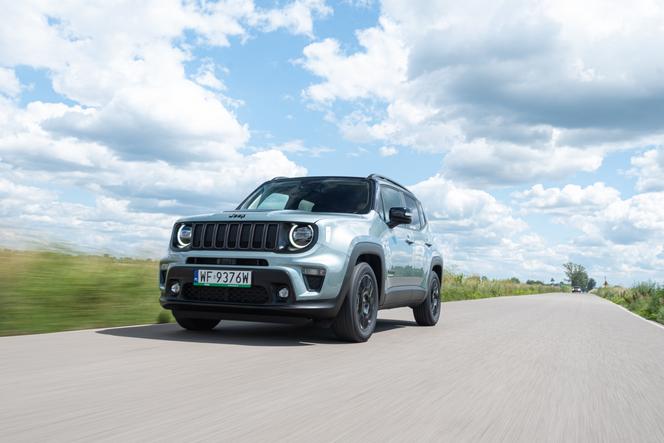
(417, 201), (427, 227)
(380, 186), (404, 220)
(404, 194), (422, 230)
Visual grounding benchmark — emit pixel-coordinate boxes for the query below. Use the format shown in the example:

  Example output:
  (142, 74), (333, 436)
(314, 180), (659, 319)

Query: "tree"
(550, 278), (555, 285)
(563, 262), (589, 289)
(509, 277), (520, 284)
(587, 278), (596, 291)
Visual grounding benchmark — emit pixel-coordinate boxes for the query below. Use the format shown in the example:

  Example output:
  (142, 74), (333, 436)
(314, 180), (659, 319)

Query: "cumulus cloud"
(300, 0), (664, 185)
(379, 146), (398, 156)
(629, 148), (664, 192)
(514, 182), (621, 215)
(252, 0), (332, 37)
(0, 0), (325, 256)
(591, 192), (664, 245)
(409, 174), (539, 276)
(0, 67), (21, 97)
(299, 18), (406, 103)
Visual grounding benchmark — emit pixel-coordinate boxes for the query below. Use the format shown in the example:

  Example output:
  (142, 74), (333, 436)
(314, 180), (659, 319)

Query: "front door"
(379, 185), (414, 289)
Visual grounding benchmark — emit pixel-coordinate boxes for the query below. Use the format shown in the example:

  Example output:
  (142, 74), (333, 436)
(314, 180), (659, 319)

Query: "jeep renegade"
(159, 174), (443, 342)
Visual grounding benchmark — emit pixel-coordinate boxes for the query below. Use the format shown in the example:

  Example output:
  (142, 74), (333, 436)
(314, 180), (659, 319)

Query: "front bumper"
(160, 265), (344, 320)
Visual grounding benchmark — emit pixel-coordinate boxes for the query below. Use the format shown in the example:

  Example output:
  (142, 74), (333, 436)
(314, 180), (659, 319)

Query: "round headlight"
(177, 224), (192, 248)
(289, 224), (314, 249)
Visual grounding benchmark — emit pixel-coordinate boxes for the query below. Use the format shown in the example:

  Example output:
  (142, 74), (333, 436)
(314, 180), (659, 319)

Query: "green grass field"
(442, 271), (566, 301)
(1, 249), (565, 336)
(0, 249), (171, 336)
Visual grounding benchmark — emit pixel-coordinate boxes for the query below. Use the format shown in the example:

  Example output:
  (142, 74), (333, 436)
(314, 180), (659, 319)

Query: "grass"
(442, 271), (567, 301)
(596, 283), (664, 325)
(0, 249), (171, 336)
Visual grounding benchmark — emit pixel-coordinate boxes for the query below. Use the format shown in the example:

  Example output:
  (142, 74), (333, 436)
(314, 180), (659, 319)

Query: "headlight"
(289, 224), (314, 249)
(176, 224), (192, 248)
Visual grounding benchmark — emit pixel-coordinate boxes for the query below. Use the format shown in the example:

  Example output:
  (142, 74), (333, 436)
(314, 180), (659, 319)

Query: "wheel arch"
(431, 256), (443, 284)
(347, 242), (386, 305)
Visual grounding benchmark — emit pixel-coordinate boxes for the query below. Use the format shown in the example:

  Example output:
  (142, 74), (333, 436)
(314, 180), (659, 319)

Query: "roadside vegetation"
(0, 249), (171, 336)
(596, 283), (664, 325)
(442, 271), (567, 301)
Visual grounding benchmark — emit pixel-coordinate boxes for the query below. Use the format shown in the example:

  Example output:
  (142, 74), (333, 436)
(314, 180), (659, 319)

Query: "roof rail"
(367, 174), (411, 192)
(270, 176), (288, 181)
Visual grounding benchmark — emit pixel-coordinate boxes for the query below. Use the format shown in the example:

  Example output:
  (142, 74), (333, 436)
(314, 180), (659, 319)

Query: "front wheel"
(332, 262), (379, 342)
(412, 273), (441, 326)
(173, 312), (220, 331)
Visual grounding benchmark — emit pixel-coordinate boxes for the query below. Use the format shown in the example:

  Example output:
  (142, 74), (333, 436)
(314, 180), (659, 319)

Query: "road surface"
(2, 293), (664, 442)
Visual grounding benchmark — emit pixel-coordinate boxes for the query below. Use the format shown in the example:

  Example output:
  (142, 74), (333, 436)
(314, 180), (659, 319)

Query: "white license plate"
(194, 269), (252, 288)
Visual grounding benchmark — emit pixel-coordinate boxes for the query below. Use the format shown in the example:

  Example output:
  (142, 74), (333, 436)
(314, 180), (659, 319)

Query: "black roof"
(269, 174), (413, 195)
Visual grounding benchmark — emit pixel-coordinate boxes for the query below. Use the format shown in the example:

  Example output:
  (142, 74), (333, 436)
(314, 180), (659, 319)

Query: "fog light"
(303, 267), (326, 276)
(170, 282), (181, 294)
(277, 287), (289, 299)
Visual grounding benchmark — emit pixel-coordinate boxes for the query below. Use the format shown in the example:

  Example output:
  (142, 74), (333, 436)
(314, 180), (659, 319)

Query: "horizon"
(1, 1), (663, 286)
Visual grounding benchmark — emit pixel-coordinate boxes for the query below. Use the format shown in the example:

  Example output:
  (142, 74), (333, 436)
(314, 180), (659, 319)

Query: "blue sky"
(0, 0), (663, 285)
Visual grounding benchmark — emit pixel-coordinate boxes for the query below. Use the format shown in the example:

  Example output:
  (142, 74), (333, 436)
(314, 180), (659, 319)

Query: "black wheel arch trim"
(430, 256), (443, 281)
(338, 242), (387, 308)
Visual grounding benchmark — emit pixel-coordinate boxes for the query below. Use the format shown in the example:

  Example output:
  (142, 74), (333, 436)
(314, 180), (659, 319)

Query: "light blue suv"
(159, 174), (443, 342)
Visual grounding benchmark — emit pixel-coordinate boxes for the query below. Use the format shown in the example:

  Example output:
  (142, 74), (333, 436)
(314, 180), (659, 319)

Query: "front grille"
(182, 284), (269, 304)
(191, 222), (280, 251)
(186, 257), (269, 266)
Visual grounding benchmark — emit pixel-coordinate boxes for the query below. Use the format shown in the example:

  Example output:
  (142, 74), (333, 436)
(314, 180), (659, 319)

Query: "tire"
(413, 272), (441, 326)
(332, 262), (379, 342)
(173, 312), (220, 331)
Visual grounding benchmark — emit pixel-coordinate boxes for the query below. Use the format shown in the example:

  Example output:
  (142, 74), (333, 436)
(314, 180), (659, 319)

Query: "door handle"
(405, 236), (415, 245)
(425, 242), (433, 247)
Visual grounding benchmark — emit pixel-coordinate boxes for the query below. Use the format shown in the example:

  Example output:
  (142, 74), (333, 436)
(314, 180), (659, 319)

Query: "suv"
(159, 174), (443, 342)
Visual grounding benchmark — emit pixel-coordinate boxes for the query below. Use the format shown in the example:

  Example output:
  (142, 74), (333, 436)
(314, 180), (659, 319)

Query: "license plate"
(194, 269), (252, 288)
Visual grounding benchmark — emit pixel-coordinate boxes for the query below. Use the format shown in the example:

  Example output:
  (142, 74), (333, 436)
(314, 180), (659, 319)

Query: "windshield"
(238, 178), (372, 214)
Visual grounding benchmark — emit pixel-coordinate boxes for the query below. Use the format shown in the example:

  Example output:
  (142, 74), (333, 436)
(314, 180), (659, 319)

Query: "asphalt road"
(2, 293), (664, 442)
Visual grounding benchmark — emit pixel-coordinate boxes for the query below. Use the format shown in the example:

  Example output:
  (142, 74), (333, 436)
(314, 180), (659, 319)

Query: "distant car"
(572, 286), (582, 293)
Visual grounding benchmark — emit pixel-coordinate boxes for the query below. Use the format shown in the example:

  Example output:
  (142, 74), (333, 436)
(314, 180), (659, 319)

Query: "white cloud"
(299, 0), (664, 185)
(442, 140), (604, 186)
(379, 146), (398, 156)
(514, 182), (621, 215)
(193, 61), (226, 91)
(300, 18), (406, 103)
(252, 0), (332, 37)
(0, 67), (20, 97)
(593, 192), (664, 245)
(629, 148), (664, 192)
(410, 174), (533, 276)
(0, 1), (328, 256)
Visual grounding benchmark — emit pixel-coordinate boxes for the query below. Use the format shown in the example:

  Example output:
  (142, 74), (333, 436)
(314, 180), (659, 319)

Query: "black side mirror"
(388, 207), (412, 228)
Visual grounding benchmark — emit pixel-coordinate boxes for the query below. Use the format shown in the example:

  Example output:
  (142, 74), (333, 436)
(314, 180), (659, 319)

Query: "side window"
(380, 185), (404, 221)
(417, 201), (427, 227)
(376, 189), (386, 219)
(404, 194), (421, 230)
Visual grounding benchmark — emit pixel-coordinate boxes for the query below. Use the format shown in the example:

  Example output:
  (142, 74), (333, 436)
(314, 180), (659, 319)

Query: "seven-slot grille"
(190, 222), (280, 251)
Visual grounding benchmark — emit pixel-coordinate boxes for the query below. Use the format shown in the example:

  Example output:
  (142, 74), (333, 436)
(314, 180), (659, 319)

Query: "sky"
(0, 0), (663, 285)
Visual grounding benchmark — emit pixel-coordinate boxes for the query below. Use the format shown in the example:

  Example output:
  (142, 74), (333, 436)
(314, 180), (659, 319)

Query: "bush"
(597, 282), (664, 324)
(442, 270), (563, 301)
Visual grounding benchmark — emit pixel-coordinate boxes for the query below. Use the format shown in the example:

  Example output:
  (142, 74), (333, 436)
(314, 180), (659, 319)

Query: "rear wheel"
(332, 262), (379, 342)
(173, 312), (220, 331)
(413, 273), (441, 326)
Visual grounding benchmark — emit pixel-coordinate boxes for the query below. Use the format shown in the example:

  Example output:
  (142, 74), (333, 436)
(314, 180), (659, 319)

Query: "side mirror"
(388, 207), (412, 228)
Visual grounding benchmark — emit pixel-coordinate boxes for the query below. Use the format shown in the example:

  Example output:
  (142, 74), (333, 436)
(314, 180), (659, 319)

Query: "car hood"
(177, 210), (370, 224)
